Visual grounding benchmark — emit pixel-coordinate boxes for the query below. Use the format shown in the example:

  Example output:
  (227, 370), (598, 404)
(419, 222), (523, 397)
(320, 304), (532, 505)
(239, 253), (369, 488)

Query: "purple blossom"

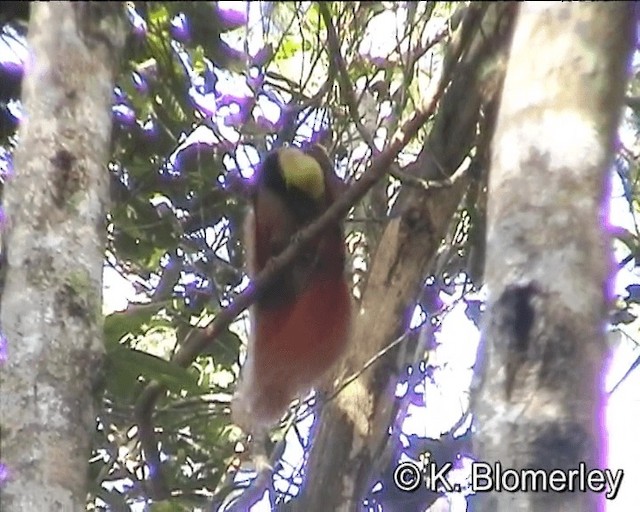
(173, 139), (215, 172)
(215, 138), (236, 154)
(247, 70), (265, 91)
(0, 151), (14, 180)
(113, 87), (127, 102)
(190, 90), (217, 117)
(217, 94), (253, 110)
(139, 118), (158, 141)
(223, 110), (250, 128)
(170, 13), (190, 42)
(5, 99), (23, 124)
(160, 161), (181, 179)
(0, 59), (24, 79)
(112, 104), (136, 127)
(218, 95), (254, 128)
(202, 62), (217, 92)
(163, 255), (178, 271)
(0, 333), (6, 364)
(254, 115), (278, 133)
(309, 128), (331, 146)
(219, 41), (247, 65)
(127, 4), (147, 38)
(137, 60), (158, 83)
(215, 5), (247, 31)
(360, 53), (391, 69)
(131, 71), (148, 94)
(278, 104), (298, 131)
(0, 462), (8, 483)
(258, 89), (284, 108)
(251, 47), (272, 68)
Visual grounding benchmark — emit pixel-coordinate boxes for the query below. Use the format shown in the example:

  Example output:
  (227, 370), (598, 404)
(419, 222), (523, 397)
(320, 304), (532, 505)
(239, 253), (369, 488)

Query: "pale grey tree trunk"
(0, 3), (125, 511)
(473, 3), (635, 512)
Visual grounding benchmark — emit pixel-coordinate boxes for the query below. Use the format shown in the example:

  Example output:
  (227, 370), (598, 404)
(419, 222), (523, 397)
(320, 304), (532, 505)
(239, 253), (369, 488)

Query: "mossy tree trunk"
(0, 3), (125, 511)
(473, 3), (635, 512)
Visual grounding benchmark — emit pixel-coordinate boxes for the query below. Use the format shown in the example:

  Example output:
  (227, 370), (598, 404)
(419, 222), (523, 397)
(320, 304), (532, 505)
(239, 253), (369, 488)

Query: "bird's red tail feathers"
(232, 273), (351, 430)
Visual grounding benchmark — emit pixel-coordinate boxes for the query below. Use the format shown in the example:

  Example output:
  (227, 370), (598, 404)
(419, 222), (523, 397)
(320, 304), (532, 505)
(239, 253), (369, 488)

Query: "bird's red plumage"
(250, 269), (351, 424)
(231, 146), (351, 433)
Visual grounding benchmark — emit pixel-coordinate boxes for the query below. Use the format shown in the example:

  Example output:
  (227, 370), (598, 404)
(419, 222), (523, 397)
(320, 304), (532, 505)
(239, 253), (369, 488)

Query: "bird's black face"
(259, 150), (288, 196)
(258, 149), (325, 221)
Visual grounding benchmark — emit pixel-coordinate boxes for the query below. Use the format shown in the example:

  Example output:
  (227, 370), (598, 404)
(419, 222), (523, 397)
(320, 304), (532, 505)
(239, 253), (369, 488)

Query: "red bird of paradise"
(232, 144), (351, 434)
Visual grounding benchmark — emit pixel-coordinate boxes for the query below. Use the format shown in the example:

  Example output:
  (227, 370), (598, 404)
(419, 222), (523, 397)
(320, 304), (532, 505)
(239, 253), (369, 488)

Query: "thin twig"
(319, 3), (375, 149)
(389, 163), (469, 191)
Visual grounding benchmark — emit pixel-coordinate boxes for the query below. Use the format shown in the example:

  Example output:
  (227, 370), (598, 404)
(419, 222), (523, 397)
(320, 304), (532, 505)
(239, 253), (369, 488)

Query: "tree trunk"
(0, 3), (125, 511)
(290, 4), (517, 511)
(473, 3), (635, 512)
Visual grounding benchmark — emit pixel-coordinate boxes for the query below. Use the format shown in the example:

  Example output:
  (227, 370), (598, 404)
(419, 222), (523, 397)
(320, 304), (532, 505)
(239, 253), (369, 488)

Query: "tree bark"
(290, 4), (517, 511)
(473, 3), (635, 512)
(0, 3), (125, 511)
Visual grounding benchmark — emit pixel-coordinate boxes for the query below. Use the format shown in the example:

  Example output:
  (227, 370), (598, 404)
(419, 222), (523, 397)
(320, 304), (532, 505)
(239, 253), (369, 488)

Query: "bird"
(231, 144), (351, 436)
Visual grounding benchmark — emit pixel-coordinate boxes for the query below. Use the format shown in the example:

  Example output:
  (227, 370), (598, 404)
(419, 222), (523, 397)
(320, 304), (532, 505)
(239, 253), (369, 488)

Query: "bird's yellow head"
(277, 147), (326, 201)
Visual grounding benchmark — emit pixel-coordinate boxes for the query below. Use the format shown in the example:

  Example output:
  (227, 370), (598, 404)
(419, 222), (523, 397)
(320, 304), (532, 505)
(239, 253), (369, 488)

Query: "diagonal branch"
(134, 54), (451, 499)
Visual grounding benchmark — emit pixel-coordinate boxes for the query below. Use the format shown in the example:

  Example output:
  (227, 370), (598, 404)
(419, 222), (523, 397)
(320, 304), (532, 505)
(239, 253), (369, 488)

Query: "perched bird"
(231, 144), (351, 435)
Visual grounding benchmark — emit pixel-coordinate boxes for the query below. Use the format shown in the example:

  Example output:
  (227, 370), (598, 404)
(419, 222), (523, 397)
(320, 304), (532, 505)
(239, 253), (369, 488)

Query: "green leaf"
(150, 501), (192, 512)
(199, 328), (242, 366)
(104, 303), (161, 345)
(275, 35), (302, 61)
(106, 344), (204, 395)
(148, 5), (170, 27)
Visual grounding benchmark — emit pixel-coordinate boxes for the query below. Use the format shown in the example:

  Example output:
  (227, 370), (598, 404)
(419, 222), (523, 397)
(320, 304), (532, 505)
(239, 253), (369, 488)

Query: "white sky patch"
(215, 68), (253, 98)
(191, 88), (217, 116)
(0, 26), (29, 65)
(359, 10), (404, 59)
(234, 144), (261, 179)
(103, 266), (138, 315)
(409, 304), (427, 329)
(434, 305), (479, 369)
(609, 164), (636, 230)
(218, 118), (241, 144)
(591, 166), (639, 512)
(254, 94), (282, 124)
(249, 490), (271, 511)
(175, 124), (217, 154)
(206, 217), (232, 262)
(606, 345), (640, 512)
(294, 116), (314, 142)
(272, 410), (314, 495)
